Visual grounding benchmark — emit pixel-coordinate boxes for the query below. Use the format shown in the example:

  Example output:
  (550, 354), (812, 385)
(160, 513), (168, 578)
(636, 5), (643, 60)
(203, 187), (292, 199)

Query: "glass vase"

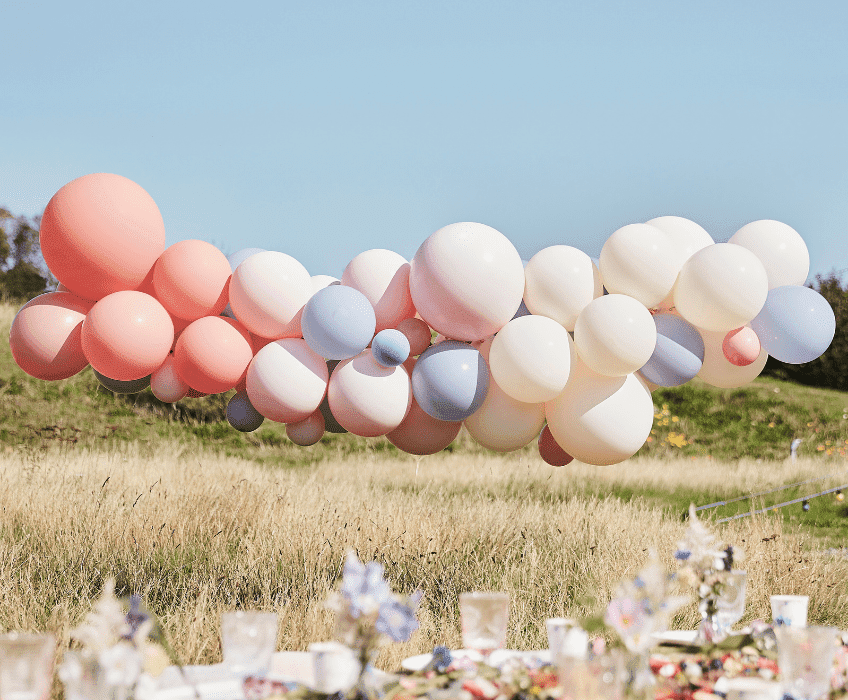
(622, 650), (655, 700)
(695, 595), (721, 645)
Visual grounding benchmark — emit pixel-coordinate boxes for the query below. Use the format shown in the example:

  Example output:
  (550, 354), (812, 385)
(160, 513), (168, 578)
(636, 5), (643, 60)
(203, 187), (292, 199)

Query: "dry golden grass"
(0, 444), (846, 685)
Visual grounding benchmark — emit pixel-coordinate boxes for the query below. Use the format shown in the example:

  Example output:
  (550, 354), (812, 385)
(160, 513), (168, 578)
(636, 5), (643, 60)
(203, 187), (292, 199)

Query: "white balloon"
(342, 249), (416, 333)
(464, 378), (545, 452)
(523, 245), (603, 330)
(646, 216), (714, 263)
(286, 410), (326, 446)
(697, 327), (769, 388)
(673, 243), (769, 332)
(600, 223), (684, 308)
(229, 251), (312, 339)
(488, 315), (573, 403)
(728, 220), (810, 289)
(310, 275), (340, 295)
(328, 351), (412, 437)
(409, 222), (525, 342)
(246, 339), (328, 423)
(150, 354), (189, 403)
(573, 294), (657, 377)
(545, 352), (654, 466)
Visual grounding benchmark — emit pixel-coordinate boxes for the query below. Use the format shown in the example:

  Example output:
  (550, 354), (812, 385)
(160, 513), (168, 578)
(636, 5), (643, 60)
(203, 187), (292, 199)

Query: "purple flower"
(340, 552), (392, 618)
(430, 646), (452, 672)
(674, 550), (691, 561)
(375, 596), (419, 642)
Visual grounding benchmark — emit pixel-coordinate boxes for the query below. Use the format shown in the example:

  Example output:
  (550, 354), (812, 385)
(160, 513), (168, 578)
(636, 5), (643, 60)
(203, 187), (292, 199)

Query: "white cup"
(309, 642), (360, 694)
(545, 618), (587, 660)
(770, 595), (808, 627)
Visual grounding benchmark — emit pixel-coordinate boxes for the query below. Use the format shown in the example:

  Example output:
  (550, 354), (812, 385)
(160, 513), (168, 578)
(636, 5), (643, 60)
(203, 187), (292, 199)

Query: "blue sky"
(2, 1), (847, 280)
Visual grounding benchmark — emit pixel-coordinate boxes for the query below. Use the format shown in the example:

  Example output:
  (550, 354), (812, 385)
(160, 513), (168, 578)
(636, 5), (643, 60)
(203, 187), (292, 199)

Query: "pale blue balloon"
(227, 391), (264, 432)
(639, 314), (704, 387)
(222, 247), (266, 319)
(750, 285), (835, 364)
(372, 329), (410, 367)
(94, 369), (151, 394)
(412, 340), (489, 421)
(302, 285), (376, 360)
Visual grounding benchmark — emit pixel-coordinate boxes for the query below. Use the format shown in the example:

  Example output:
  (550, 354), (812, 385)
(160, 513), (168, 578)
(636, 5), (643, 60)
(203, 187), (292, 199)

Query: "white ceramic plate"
(401, 649), (550, 672)
(650, 630), (699, 645)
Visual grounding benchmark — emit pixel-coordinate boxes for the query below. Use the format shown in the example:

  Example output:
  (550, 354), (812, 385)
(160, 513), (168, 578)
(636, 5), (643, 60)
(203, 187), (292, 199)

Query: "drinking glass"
(0, 633), (55, 700)
(770, 595), (808, 627)
(724, 677), (782, 700)
(558, 649), (623, 700)
(459, 592), (509, 657)
(715, 570), (747, 639)
(309, 641), (360, 694)
(221, 611), (278, 678)
(775, 625), (839, 700)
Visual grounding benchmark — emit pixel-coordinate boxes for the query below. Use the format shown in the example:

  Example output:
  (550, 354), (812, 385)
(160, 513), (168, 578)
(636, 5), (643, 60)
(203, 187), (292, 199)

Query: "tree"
(0, 207), (52, 300)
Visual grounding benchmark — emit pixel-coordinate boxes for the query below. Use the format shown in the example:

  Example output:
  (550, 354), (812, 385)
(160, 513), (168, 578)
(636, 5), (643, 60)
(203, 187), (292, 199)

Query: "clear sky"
(2, 1), (847, 281)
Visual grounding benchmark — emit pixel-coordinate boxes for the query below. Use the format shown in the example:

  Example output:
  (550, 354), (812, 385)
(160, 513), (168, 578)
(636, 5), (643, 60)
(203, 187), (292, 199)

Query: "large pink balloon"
(39, 173), (166, 300)
(9, 292), (94, 380)
(153, 240), (231, 321)
(174, 316), (253, 394)
(81, 291), (174, 381)
(342, 249), (416, 332)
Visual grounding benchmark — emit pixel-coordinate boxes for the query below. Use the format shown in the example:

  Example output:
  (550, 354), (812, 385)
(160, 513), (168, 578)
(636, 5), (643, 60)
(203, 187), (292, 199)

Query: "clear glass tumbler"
(0, 633), (56, 700)
(221, 611), (279, 678)
(459, 592), (509, 658)
(775, 625), (839, 700)
(715, 570), (747, 639)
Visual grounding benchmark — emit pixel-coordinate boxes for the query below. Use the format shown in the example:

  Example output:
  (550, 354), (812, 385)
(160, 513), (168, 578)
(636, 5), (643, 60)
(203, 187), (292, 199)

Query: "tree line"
(0, 206), (53, 301)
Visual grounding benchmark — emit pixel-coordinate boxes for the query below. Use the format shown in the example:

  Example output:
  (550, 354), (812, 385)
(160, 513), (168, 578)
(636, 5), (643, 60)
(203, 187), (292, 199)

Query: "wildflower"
(375, 594), (420, 642)
(339, 552), (392, 619)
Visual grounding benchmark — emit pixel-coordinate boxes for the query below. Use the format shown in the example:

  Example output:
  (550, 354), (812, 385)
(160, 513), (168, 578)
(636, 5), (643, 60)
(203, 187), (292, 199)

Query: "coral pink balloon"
(387, 397), (462, 455)
(286, 410), (326, 446)
(153, 240), (231, 321)
(185, 387), (209, 398)
(81, 291), (174, 381)
(39, 173), (166, 300)
(9, 292), (94, 380)
(151, 354), (189, 403)
(538, 425), (574, 467)
(723, 327), (761, 367)
(342, 249), (416, 332)
(174, 316), (253, 394)
(396, 317), (431, 356)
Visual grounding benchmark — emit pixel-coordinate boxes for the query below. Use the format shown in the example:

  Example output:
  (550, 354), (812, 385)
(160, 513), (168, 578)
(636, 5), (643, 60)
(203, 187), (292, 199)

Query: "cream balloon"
(599, 223), (683, 308)
(310, 275), (340, 295)
(573, 294), (657, 377)
(728, 220), (810, 289)
(150, 354), (189, 403)
(342, 249), (416, 332)
(328, 351), (412, 437)
(544, 352), (654, 466)
(464, 378), (545, 452)
(409, 222), (525, 341)
(646, 216), (714, 262)
(697, 327), (768, 388)
(246, 339), (328, 423)
(488, 315), (573, 403)
(523, 245), (603, 330)
(286, 410), (326, 446)
(229, 251), (312, 338)
(673, 244), (769, 332)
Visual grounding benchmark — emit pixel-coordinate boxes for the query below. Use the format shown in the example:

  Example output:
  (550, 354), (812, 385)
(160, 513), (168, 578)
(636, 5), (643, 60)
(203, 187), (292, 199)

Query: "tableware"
(557, 649), (623, 700)
(723, 677), (782, 700)
(649, 630), (699, 645)
(546, 618), (588, 660)
(775, 625), (839, 700)
(220, 611), (278, 678)
(770, 594), (808, 627)
(0, 633), (55, 700)
(400, 649), (551, 672)
(459, 592), (509, 657)
(309, 642), (360, 694)
(716, 570), (747, 638)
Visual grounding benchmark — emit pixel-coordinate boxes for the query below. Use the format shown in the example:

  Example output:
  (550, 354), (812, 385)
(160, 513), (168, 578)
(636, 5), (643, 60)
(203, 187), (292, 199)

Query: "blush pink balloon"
(174, 316), (253, 394)
(723, 327), (761, 367)
(386, 397), (462, 455)
(396, 317), (431, 356)
(81, 291), (174, 381)
(286, 410), (326, 446)
(150, 354), (189, 403)
(538, 425), (574, 467)
(9, 292), (94, 380)
(153, 240), (231, 321)
(342, 249), (416, 332)
(185, 387), (209, 398)
(39, 173), (166, 300)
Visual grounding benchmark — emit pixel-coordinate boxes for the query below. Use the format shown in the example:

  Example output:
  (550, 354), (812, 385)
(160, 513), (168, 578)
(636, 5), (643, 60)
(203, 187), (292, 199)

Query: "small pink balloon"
(723, 327), (761, 367)
(396, 317), (431, 356)
(153, 240), (231, 321)
(174, 316), (253, 394)
(151, 354), (189, 403)
(9, 292), (94, 380)
(538, 425), (574, 467)
(286, 410), (326, 446)
(81, 291), (174, 381)
(386, 396), (462, 455)
(341, 249), (416, 332)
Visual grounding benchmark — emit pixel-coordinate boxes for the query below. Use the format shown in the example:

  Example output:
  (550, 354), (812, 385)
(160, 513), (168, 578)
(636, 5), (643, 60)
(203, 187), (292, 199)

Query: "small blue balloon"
(750, 285), (835, 364)
(372, 329), (410, 367)
(222, 248), (267, 319)
(302, 285), (377, 360)
(412, 340), (489, 421)
(227, 391), (265, 432)
(639, 314), (705, 387)
(94, 369), (151, 394)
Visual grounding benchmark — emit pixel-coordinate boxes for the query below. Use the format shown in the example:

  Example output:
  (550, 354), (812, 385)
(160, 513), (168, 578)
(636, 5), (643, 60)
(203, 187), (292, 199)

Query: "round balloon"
(673, 244), (769, 332)
(286, 411), (325, 446)
(93, 369), (151, 394)
(174, 316), (254, 394)
(749, 285), (835, 364)
(524, 246), (603, 330)
(328, 351), (412, 437)
(638, 313), (704, 387)
(342, 249), (416, 332)
(301, 285), (376, 360)
(409, 222), (525, 341)
(538, 425), (574, 467)
(246, 339), (328, 423)
(39, 173), (166, 300)
(152, 240), (231, 321)
(396, 317), (431, 356)
(464, 377), (545, 452)
(81, 291), (174, 381)
(229, 251), (312, 338)
(317, 360), (348, 434)
(151, 354), (189, 402)
(386, 396), (462, 455)
(227, 391), (265, 432)
(697, 327), (769, 388)
(646, 216), (714, 263)
(372, 329), (410, 368)
(9, 292), (93, 380)
(488, 315), (573, 403)
(412, 340), (490, 421)
(728, 220), (809, 289)
(722, 327), (761, 367)
(310, 275), (340, 295)
(222, 248), (266, 319)
(573, 294), (657, 377)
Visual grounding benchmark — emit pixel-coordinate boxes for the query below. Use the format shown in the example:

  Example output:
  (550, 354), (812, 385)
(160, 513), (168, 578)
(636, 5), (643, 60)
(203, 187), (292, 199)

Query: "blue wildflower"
(430, 646), (452, 673)
(375, 596), (419, 642)
(123, 594), (150, 640)
(340, 552), (392, 618)
(674, 550), (691, 561)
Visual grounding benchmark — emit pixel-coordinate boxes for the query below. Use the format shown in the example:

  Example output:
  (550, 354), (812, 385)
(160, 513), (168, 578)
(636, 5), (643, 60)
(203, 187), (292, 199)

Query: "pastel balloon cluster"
(9, 174), (836, 466)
